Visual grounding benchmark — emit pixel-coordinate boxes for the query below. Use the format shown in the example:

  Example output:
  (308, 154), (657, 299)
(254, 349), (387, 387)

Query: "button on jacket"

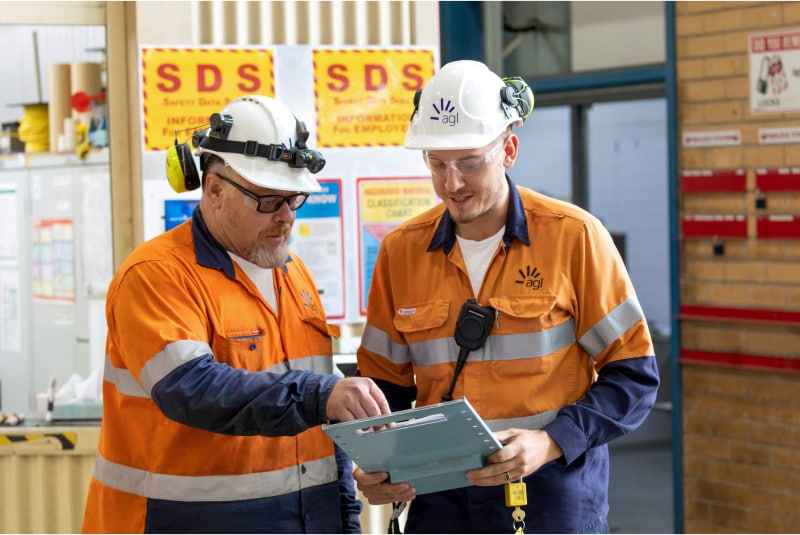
(357, 178), (660, 533)
(83, 209), (358, 534)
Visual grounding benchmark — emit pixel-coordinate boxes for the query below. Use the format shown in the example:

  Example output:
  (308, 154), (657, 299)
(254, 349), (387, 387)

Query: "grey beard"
(244, 242), (290, 269)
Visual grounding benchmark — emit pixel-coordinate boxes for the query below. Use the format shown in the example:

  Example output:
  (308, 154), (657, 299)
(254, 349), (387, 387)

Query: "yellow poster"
(359, 178), (438, 223)
(313, 48), (436, 148)
(140, 47), (275, 151)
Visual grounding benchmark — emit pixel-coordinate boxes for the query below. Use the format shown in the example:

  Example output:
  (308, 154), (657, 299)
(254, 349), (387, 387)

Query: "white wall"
(571, 1), (665, 71)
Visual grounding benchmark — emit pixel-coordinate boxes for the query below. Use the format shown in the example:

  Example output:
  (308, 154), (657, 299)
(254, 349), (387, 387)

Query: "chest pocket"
(214, 327), (271, 371)
(295, 315), (338, 371)
(393, 299), (450, 343)
(488, 294), (559, 334)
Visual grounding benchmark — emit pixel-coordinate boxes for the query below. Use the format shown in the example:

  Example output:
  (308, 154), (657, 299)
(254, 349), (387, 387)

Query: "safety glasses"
(422, 137), (506, 177)
(217, 174), (309, 213)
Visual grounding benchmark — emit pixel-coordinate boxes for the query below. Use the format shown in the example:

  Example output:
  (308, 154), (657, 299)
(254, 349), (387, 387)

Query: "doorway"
(512, 96), (674, 533)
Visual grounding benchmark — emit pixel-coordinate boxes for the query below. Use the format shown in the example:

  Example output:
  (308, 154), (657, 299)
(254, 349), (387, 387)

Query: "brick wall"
(677, 1), (800, 532)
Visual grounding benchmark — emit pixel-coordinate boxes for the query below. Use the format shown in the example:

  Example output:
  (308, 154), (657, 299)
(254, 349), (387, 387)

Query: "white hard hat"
(404, 60), (533, 150)
(195, 95), (323, 192)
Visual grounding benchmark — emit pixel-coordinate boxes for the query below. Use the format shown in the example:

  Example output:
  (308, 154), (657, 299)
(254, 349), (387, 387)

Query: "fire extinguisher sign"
(750, 29), (800, 114)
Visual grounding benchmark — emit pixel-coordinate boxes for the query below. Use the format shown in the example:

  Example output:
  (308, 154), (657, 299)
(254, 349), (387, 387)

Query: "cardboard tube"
(49, 63), (72, 152)
(70, 62), (103, 122)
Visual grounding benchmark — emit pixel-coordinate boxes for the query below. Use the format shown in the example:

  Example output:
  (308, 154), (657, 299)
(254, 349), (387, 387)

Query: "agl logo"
(515, 265), (543, 290)
(430, 98), (458, 126)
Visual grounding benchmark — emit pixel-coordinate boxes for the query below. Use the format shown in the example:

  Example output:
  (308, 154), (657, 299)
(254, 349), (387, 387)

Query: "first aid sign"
(141, 47), (275, 151)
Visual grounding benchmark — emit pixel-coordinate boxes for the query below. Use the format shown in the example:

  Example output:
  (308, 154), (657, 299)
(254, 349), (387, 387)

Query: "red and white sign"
(758, 126), (800, 144)
(750, 29), (800, 114)
(681, 130), (741, 147)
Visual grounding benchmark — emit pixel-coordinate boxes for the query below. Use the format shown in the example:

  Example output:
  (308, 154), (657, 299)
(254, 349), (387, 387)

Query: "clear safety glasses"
(217, 174), (309, 214)
(422, 137), (507, 177)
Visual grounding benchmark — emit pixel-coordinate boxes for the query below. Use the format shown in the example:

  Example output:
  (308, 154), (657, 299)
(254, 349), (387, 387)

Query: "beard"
(447, 195), (498, 225)
(449, 204), (488, 225)
(244, 224), (292, 269)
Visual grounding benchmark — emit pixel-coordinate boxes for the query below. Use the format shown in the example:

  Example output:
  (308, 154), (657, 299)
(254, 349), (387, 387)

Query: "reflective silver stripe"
(478, 320), (576, 361)
(104, 354), (148, 398)
(361, 323), (411, 365)
(140, 340), (212, 395)
(411, 320), (575, 366)
(108, 348), (333, 398)
(485, 409), (559, 432)
(364, 320), (576, 366)
(273, 355), (334, 374)
(579, 297), (646, 357)
(93, 452), (338, 502)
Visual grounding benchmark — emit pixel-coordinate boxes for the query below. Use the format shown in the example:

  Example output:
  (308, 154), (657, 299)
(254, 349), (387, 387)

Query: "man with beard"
(83, 95), (391, 534)
(353, 60), (660, 533)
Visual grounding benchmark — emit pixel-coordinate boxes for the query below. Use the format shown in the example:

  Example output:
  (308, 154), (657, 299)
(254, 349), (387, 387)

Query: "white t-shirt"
(455, 226), (506, 297)
(229, 252), (278, 313)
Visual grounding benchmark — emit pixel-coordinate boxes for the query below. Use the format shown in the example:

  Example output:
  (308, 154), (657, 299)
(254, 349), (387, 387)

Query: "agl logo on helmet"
(430, 98), (458, 126)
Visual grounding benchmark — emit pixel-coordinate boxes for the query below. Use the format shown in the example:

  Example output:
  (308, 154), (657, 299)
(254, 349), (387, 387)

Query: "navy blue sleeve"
(151, 354), (340, 437)
(543, 356), (660, 464)
(335, 444), (363, 533)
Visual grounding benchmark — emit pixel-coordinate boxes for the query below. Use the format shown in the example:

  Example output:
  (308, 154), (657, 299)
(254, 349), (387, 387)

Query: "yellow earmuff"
(165, 141), (201, 193)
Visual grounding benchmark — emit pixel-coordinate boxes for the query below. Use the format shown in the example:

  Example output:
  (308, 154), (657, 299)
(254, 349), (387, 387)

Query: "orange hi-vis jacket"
(357, 179), (659, 533)
(82, 210), (355, 534)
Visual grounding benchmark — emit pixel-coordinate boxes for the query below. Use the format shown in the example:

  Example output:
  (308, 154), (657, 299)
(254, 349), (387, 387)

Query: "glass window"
(512, 105), (572, 202)
(587, 98), (669, 334)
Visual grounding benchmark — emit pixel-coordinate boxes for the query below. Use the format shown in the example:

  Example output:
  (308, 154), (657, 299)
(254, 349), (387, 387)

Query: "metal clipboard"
(322, 398), (502, 495)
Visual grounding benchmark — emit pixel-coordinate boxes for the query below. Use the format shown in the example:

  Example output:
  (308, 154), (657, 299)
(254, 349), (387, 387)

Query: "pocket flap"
(302, 315), (335, 336)
(393, 299), (451, 333)
(489, 294), (557, 318)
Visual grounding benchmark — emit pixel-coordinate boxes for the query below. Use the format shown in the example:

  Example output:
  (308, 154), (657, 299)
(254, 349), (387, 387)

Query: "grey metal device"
(322, 398), (502, 495)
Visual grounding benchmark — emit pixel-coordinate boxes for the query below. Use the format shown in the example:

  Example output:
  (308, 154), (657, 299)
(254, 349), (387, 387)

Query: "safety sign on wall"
(290, 179), (346, 320)
(750, 28), (800, 114)
(140, 47), (275, 151)
(312, 49), (435, 147)
(356, 177), (439, 315)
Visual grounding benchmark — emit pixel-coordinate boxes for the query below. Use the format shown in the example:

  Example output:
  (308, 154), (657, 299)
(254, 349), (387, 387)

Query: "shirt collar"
(191, 208), (292, 278)
(427, 175), (531, 254)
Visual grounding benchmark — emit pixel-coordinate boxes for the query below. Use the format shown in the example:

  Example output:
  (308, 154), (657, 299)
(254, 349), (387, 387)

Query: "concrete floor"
(608, 439), (674, 534)
(607, 332), (675, 534)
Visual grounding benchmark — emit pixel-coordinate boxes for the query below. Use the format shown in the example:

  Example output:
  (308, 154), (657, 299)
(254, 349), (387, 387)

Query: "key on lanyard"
(505, 479), (527, 534)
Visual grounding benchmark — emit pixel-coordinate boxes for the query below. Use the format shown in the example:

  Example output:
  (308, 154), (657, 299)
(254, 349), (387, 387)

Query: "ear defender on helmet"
(500, 77), (534, 122)
(410, 89), (423, 121)
(165, 118), (219, 194)
(166, 138), (201, 193)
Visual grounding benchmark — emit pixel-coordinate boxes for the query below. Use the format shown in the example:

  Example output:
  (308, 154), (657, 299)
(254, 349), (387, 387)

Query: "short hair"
(200, 153), (225, 187)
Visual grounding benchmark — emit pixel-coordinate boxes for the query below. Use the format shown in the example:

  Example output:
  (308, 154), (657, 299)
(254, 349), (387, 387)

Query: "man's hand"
(326, 377), (392, 421)
(353, 466), (416, 505)
(465, 428), (564, 486)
